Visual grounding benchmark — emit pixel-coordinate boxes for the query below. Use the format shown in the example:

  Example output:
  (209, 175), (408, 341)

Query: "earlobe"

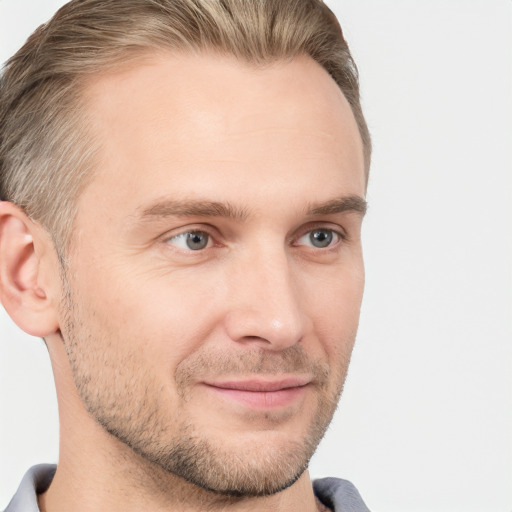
(0, 201), (60, 337)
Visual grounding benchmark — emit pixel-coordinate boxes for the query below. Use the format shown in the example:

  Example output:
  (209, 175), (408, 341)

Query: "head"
(0, 0), (370, 501)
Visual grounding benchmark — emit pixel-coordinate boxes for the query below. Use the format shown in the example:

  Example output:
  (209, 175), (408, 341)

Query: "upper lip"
(203, 376), (312, 392)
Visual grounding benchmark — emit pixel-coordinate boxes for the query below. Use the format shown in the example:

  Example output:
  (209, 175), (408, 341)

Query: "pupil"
(186, 232), (208, 250)
(311, 230), (332, 248)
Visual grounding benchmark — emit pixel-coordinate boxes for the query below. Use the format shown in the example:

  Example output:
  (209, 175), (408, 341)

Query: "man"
(0, 0), (372, 510)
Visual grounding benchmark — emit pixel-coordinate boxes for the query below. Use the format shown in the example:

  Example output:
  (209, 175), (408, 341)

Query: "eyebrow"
(307, 195), (367, 217)
(138, 199), (249, 222)
(136, 194), (367, 222)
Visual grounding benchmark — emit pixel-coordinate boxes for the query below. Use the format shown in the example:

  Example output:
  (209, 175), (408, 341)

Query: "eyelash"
(294, 228), (343, 250)
(165, 230), (216, 251)
(163, 225), (347, 253)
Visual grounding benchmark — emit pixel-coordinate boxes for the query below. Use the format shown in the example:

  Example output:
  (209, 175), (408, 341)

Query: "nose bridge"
(225, 242), (305, 348)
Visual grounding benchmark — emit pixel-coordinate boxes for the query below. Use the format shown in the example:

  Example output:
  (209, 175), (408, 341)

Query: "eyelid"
(291, 222), (348, 245)
(161, 224), (220, 251)
(295, 229), (341, 249)
(158, 221), (347, 253)
(167, 231), (211, 249)
(161, 223), (218, 239)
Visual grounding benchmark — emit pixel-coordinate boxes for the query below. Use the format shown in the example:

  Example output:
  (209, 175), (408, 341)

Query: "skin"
(0, 52), (366, 512)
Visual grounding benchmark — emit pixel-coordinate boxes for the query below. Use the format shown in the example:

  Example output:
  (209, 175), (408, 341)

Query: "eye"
(296, 228), (340, 249)
(166, 230), (211, 251)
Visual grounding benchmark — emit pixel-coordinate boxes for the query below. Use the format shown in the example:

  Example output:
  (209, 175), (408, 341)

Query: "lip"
(202, 376), (312, 409)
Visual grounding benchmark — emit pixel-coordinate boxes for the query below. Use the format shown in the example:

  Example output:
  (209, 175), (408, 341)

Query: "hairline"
(0, 0), (371, 261)
(59, 47), (368, 259)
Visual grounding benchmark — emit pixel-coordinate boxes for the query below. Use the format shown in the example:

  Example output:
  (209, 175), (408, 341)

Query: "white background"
(0, 1), (511, 511)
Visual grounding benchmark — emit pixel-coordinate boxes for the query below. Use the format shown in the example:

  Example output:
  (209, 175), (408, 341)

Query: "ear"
(0, 201), (60, 337)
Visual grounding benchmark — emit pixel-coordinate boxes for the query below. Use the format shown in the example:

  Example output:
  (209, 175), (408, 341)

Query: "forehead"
(78, 52), (365, 214)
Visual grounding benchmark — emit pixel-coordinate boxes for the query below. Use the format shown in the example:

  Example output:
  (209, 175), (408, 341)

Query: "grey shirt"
(4, 465), (371, 512)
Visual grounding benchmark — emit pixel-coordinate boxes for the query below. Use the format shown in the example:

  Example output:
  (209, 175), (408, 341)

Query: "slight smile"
(202, 377), (312, 409)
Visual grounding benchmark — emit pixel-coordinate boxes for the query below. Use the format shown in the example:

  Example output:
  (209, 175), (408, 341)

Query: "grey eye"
(185, 232), (209, 250)
(167, 231), (211, 251)
(300, 229), (337, 249)
(309, 229), (334, 248)
(296, 228), (339, 248)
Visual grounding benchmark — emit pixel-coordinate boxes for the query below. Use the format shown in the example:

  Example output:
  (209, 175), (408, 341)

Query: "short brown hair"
(0, 0), (371, 251)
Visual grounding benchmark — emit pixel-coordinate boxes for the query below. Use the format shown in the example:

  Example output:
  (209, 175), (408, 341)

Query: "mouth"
(201, 376), (312, 409)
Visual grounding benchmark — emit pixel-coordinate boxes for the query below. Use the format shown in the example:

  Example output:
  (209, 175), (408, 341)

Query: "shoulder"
(313, 477), (371, 512)
(3, 465), (56, 512)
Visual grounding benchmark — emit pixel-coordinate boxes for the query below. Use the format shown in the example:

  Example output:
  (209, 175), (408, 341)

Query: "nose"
(223, 247), (306, 350)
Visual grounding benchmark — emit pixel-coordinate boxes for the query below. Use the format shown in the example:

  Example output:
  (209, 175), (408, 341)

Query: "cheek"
(304, 263), (364, 354)
(82, 265), (226, 371)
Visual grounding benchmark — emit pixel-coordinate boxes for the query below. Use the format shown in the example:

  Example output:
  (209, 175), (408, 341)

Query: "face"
(59, 53), (366, 496)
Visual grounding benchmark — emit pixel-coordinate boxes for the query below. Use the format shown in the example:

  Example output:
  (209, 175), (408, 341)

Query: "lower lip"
(204, 385), (308, 409)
